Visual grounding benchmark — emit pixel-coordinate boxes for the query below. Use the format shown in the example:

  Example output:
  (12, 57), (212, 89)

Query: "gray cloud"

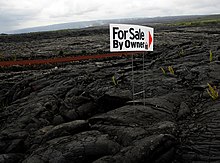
(0, 9), (39, 32)
(0, 0), (219, 33)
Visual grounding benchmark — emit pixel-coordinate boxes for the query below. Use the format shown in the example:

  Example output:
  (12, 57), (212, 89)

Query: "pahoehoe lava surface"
(0, 22), (220, 163)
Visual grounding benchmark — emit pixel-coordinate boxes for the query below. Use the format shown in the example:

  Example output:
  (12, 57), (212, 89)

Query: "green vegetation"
(160, 67), (166, 75)
(168, 66), (175, 75)
(160, 66), (175, 75)
(179, 48), (184, 57)
(207, 83), (219, 100)
(169, 15), (220, 27)
(112, 75), (118, 86)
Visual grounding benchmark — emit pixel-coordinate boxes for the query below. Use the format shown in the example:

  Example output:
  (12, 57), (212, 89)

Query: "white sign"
(110, 24), (154, 52)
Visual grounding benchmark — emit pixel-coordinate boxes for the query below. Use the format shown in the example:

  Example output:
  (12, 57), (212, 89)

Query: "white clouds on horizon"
(0, 0), (219, 32)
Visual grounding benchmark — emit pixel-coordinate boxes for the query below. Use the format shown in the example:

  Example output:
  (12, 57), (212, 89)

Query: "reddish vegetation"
(0, 52), (144, 67)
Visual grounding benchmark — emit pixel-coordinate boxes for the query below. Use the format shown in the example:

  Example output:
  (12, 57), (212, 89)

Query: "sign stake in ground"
(110, 24), (154, 106)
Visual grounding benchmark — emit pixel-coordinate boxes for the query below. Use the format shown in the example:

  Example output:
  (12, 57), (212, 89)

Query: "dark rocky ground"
(0, 22), (220, 163)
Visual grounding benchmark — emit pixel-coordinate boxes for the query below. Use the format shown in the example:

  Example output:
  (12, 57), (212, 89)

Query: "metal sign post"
(143, 52), (146, 106)
(132, 54), (135, 106)
(110, 24), (153, 106)
(131, 52), (146, 106)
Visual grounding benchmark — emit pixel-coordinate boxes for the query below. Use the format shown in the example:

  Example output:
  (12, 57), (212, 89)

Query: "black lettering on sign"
(118, 30), (124, 39)
(130, 41), (145, 48)
(130, 41), (136, 48)
(113, 27), (129, 40)
(141, 31), (145, 40)
(129, 28), (135, 39)
(113, 40), (118, 48)
(125, 40), (130, 48)
(124, 30), (128, 39)
(119, 41), (123, 50)
(133, 29), (144, 40)
(129, 28), (145, 40)
(111, 25), (150, 51)
(113, 27), (119, 39)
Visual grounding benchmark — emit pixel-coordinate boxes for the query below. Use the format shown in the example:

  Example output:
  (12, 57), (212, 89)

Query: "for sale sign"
(110, 24), (153, 52)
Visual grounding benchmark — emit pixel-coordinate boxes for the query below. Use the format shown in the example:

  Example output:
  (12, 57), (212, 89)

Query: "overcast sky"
(0, 0), (219, 33)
